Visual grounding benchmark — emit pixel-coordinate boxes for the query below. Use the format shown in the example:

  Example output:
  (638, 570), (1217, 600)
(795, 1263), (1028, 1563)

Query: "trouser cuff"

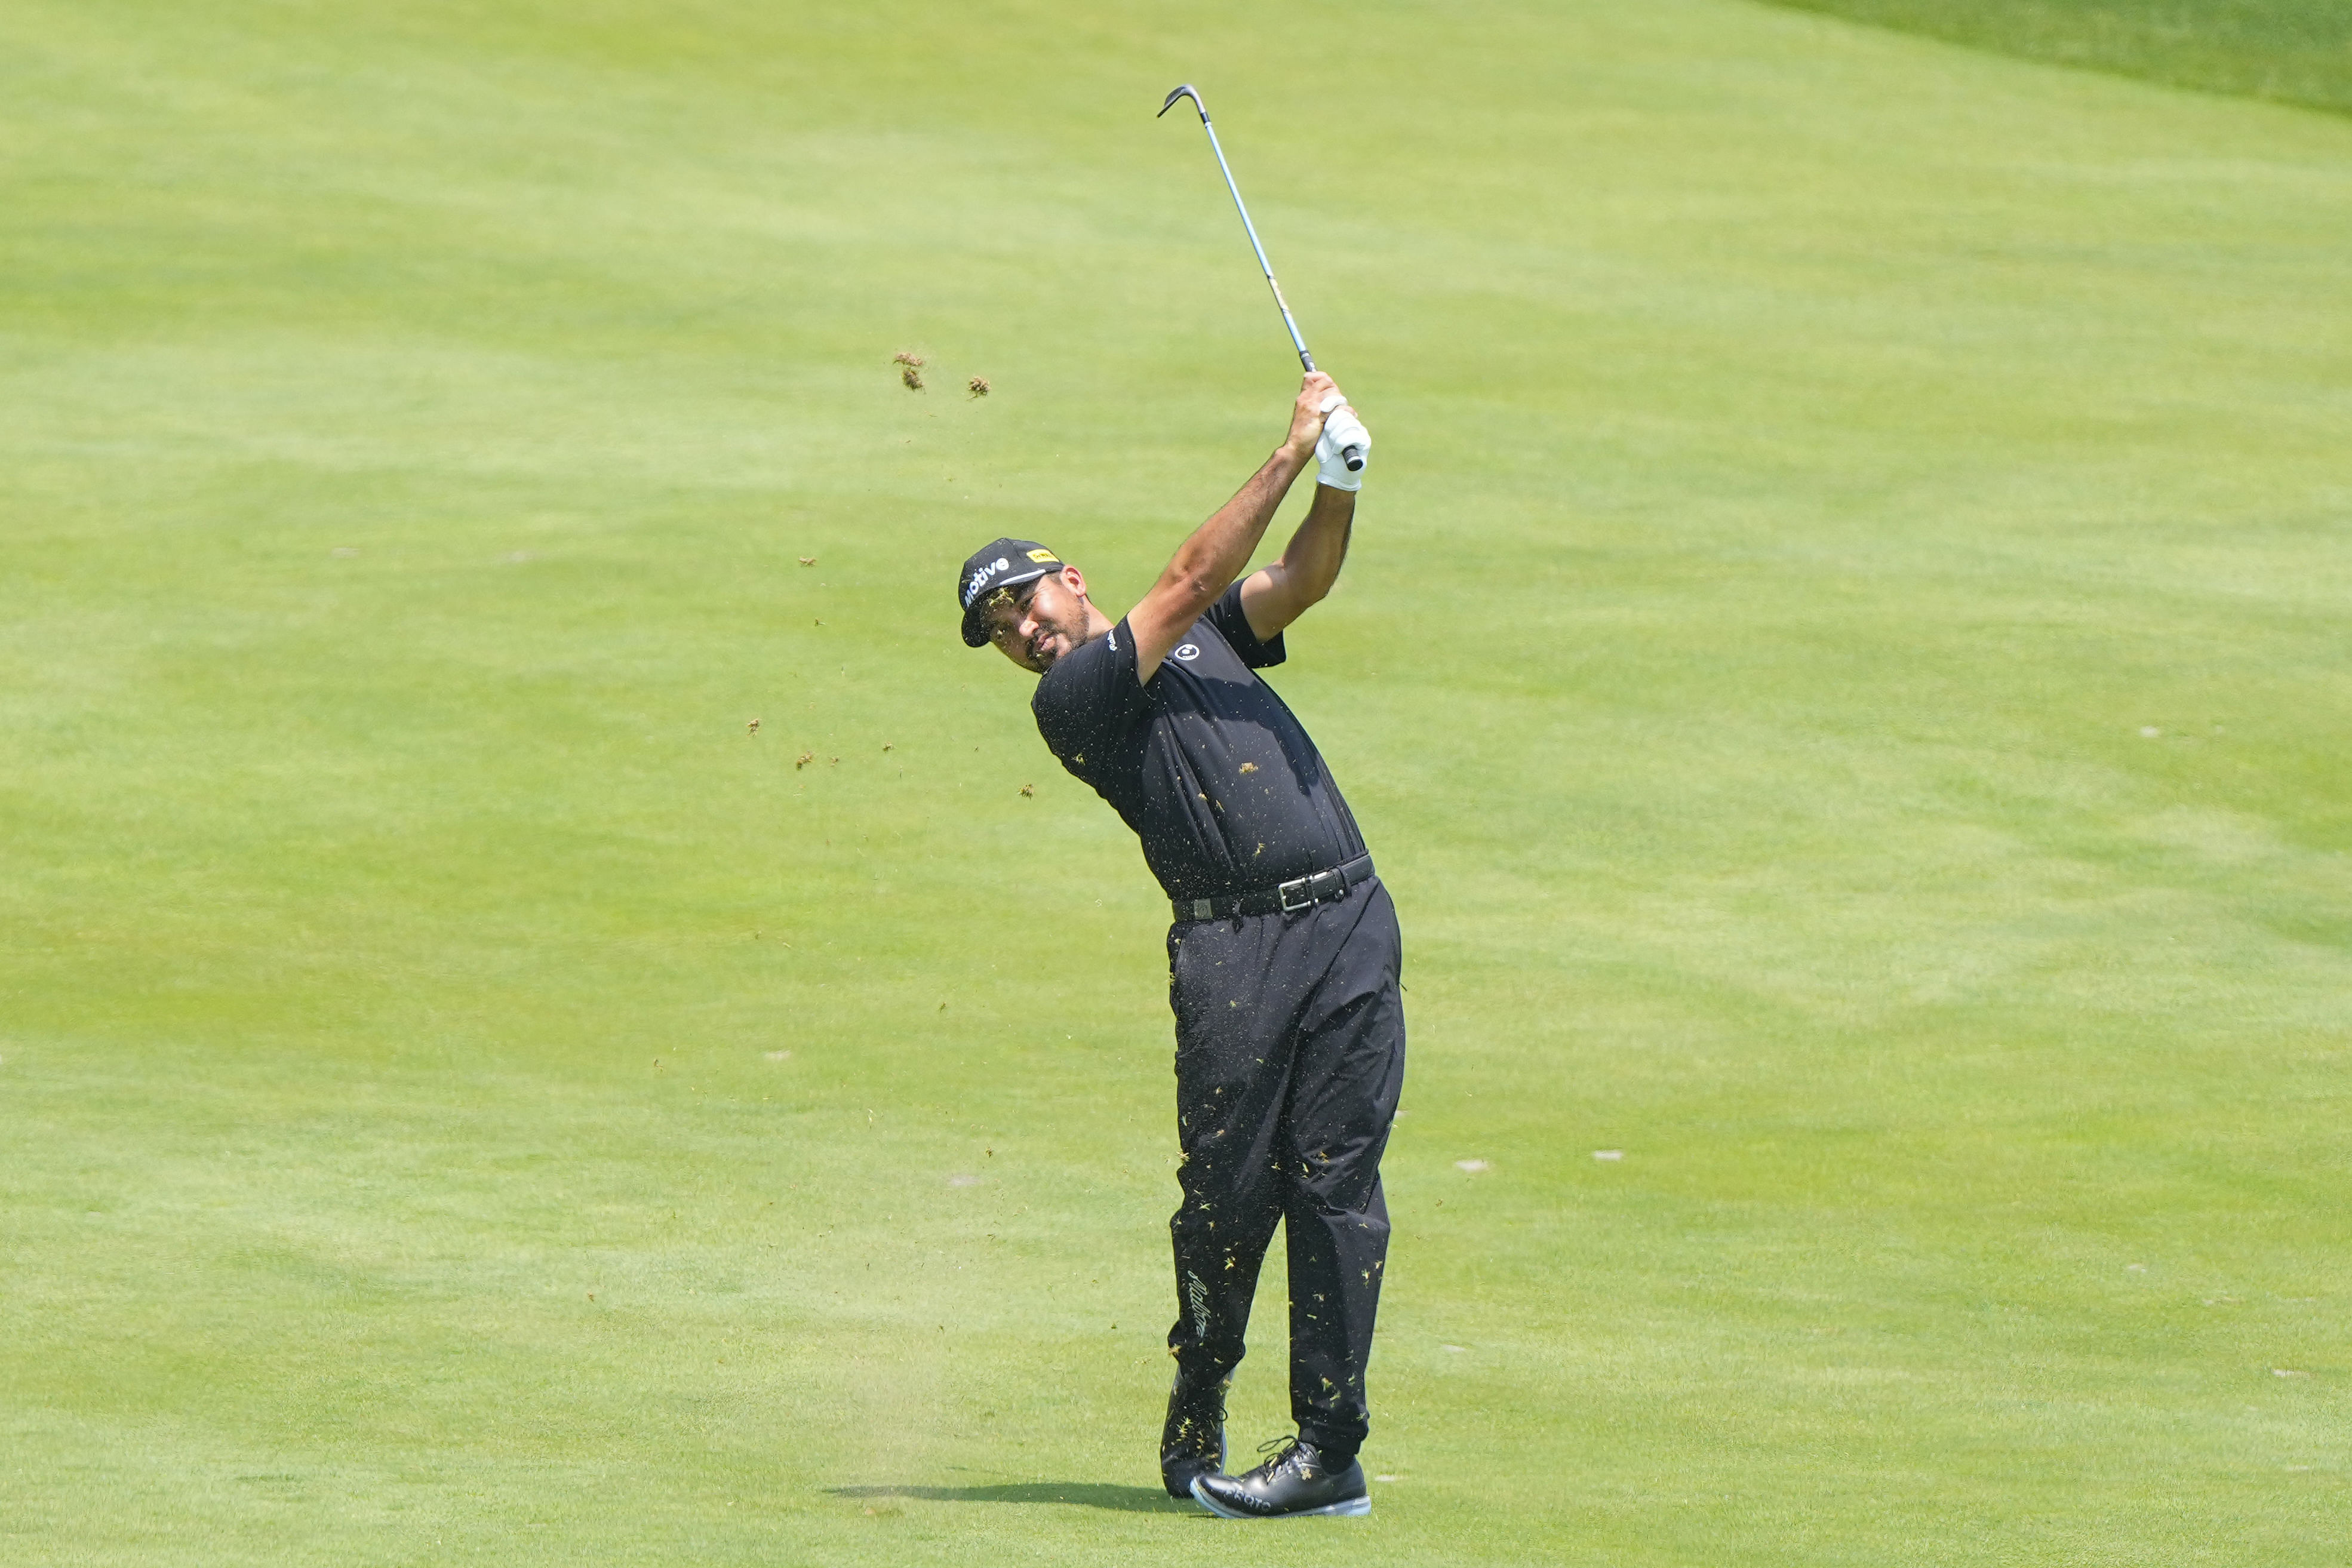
(1298, 1422), (1360, 1461)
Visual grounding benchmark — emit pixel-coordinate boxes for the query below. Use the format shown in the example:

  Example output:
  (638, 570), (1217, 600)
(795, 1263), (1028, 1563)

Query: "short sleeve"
(1203, 582), (1286, 670)
(1032, 618), (1148, 768)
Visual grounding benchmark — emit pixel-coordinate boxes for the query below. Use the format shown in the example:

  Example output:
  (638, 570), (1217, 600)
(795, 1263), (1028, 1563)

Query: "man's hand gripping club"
(1128, 373), (1367, 681)
(1315, 394), (1370, 492)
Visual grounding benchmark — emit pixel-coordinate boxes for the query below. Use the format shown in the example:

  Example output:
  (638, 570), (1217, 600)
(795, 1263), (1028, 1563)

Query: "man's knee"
(1284, 1132), (1389, 1207)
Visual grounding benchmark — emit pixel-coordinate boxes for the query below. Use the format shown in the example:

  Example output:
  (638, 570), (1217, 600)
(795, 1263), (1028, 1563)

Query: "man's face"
(983, 566), (1092, 674)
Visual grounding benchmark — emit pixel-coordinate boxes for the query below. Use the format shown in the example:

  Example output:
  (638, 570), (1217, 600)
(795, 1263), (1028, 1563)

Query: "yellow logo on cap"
(1027, 549), (1057, 562)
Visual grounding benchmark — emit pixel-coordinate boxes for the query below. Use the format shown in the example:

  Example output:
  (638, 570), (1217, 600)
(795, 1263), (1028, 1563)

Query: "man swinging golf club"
(955, 373), (1400, 1519)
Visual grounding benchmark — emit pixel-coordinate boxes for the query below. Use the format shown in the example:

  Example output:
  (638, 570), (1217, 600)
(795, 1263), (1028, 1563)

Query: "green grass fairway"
(5, 1), (2348, 1563)
(1770, 0), (2352, 116)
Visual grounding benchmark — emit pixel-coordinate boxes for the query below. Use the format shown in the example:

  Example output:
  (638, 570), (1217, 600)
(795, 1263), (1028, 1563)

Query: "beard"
(1024, 605), (1095, 672)
(987, 575), (1098, 673)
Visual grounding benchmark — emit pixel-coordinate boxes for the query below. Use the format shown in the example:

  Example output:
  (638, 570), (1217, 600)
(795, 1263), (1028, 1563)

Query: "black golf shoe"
(1189, 1435), (1370, 1518)
(1160, 1373), (1229, 1498)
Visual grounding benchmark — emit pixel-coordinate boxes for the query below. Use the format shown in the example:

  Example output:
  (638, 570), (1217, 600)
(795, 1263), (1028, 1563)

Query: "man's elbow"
(1255, 562), (1331, 625)
(1289, 567), (1338, 610)
(1162, 558), (1225, 611)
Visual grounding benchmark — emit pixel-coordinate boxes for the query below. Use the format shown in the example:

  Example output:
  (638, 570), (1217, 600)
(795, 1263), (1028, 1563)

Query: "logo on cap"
(963, 557), (1013, 608)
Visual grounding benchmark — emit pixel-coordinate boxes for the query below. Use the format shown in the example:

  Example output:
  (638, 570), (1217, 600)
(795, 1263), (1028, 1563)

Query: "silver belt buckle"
(1277, 875), (1313, 913)
(1191, 898), (1213, 921)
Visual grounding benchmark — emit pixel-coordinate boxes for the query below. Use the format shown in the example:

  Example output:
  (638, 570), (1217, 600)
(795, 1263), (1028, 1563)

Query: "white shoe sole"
(1189, 1477), (1371, 1519)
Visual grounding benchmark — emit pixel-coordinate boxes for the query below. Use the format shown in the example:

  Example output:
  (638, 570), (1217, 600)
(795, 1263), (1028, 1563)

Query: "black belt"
(1173, 854), (1376, 923)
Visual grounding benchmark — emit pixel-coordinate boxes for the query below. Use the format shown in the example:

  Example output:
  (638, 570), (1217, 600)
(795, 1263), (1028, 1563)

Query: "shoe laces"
(1253, 1433), (1305, 1473)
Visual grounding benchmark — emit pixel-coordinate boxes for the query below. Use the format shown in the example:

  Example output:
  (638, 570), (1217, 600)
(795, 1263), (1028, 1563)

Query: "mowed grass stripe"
(1764, 0), (2352, 117)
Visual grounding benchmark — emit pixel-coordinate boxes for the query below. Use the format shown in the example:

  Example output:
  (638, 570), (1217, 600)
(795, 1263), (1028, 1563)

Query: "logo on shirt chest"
(1173, 644), (1200, 662)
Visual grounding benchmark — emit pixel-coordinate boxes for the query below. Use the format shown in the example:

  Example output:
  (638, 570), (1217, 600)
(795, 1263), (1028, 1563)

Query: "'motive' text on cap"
(956, 538), (1065, 647)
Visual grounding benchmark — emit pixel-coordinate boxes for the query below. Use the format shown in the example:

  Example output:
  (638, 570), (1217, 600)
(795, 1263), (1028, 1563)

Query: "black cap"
(956, 537), (1065, 647)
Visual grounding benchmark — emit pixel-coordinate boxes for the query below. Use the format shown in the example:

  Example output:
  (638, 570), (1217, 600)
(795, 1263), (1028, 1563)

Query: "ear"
(1059, 564), (1089, 601)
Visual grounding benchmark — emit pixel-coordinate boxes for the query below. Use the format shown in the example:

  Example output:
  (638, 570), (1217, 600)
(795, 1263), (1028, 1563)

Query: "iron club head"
(1158, 84), (1206, 120)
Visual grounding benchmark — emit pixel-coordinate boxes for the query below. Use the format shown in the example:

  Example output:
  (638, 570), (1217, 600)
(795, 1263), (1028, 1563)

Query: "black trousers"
(1164, 877), (1405, 1458)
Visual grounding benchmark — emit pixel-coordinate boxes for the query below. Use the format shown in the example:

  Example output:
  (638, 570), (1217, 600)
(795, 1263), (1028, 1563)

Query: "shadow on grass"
(831, 1482), (1191, 1514)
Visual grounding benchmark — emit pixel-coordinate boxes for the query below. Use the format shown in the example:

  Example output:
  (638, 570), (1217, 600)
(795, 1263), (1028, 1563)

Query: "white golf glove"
(1314, 392), (1370, 491)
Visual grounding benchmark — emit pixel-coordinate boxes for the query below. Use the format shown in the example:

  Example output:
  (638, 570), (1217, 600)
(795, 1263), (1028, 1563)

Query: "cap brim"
(960, 563), (1055, 648)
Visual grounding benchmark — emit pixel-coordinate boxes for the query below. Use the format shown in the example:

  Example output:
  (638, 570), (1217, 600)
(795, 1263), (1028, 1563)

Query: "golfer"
(954, 373), (1400, 1520)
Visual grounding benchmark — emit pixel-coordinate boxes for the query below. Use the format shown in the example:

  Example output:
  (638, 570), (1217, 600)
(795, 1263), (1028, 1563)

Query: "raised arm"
(1125, 373), (1338, 682)
(1238, 479), (1354, 642)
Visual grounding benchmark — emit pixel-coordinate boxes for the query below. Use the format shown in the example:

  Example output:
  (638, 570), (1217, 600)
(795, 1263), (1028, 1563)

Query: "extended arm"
(1238, 480), (1354, 642)
(1126, 373), (1337, 682)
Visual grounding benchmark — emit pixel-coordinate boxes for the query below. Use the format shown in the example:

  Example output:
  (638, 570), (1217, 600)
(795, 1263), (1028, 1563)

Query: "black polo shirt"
(1031, 583), (1367, 901)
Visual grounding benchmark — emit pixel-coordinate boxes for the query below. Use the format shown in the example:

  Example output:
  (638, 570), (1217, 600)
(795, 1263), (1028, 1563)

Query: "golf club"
(1159, 83), (1364, 472)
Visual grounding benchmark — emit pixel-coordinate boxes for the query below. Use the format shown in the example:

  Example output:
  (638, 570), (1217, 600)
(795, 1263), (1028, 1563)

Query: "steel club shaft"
(1160, 83), (1364, 471)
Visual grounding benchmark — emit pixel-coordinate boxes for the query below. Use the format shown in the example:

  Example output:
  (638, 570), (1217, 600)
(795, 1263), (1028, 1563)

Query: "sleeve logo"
(1173, 644), (1200, 662)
